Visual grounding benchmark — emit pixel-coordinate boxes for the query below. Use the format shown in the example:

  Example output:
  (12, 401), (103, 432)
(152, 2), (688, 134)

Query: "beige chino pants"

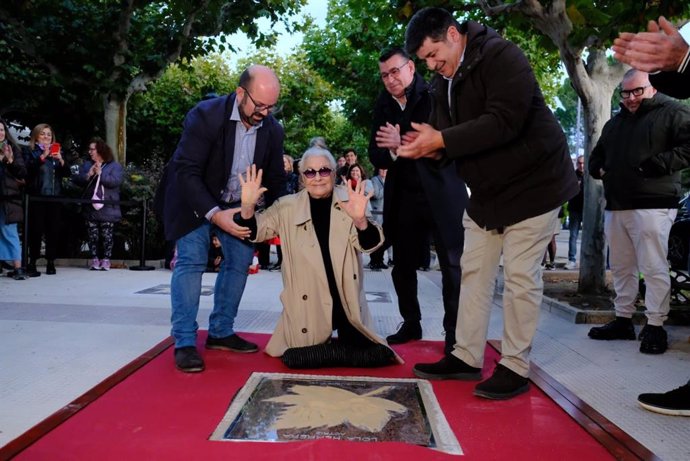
(451, 208), (560, 377)
(604, 209), (676, 326)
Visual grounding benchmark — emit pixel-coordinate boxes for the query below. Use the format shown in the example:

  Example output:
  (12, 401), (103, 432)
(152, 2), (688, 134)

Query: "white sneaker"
(564, 261), (577, 270)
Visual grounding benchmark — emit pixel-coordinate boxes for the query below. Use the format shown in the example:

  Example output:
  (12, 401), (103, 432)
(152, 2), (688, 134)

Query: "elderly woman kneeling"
(235, 146), (400, 369)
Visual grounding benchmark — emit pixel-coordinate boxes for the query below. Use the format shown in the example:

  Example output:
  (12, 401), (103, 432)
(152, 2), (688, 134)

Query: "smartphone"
(49, 143), (61, 156)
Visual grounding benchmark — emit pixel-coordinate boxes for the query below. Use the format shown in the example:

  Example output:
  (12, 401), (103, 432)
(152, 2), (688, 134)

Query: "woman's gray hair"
(298, 146), (337, 172)
(308, 136), (328, 149)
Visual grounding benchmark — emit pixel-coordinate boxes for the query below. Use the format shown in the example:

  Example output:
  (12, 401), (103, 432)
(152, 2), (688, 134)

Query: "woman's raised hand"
(340, 179), (370, 229)
(239, 164), (267, 210)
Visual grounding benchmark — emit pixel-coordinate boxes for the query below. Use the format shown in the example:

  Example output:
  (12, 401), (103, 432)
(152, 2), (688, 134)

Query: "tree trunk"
(573, 52), (625, 294)
(578, 87), (608, 294)
(103, 95), (128, 165)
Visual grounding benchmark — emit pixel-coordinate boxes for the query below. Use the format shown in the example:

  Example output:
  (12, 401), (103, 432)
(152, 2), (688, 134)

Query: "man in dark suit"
(369, 46), (467, 354)
(163, 65), (286, 372)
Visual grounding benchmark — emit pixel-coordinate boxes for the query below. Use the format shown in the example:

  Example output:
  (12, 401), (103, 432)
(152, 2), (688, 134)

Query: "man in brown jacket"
(398, 7), (578, 400)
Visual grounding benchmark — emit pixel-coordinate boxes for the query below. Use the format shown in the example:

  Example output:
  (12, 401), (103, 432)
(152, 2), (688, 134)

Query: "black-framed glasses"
(619, 85), (650, 99)
(380, 61), (410, 81)
(302, 167), (333, 179)
(240, 86), (280, 114)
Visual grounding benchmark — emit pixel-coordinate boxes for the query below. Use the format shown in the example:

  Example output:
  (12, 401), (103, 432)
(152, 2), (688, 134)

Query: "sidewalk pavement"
(1, 248), (689, 460)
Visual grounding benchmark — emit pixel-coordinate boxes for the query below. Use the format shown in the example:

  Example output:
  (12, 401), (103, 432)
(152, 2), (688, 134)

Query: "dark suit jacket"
(651, 66), (690, 99)
(368, 73), (466, 252)
(163, 93), (286, 241)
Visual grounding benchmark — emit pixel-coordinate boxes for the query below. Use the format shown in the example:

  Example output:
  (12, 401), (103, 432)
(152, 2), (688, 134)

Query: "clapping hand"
(88, 162), (101, 178)
(613, 17), (688, 73)
(338, 179), (371, 230)
(375, 122), (402, 151)
(89, 161), (102, 178)
(397, 122), (443, 160)
(1, 143), (13, 163)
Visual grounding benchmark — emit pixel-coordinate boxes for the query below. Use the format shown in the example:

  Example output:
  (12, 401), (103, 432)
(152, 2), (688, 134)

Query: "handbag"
(92, 174), (104, 210)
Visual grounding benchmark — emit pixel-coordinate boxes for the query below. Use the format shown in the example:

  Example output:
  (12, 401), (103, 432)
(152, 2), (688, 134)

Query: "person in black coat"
(400, 8), (578, 400)
(0, 119), (29, 280)
(612, 15), (690, 418)
(369, 46), (467, 354)
(23, 123), (71, 275)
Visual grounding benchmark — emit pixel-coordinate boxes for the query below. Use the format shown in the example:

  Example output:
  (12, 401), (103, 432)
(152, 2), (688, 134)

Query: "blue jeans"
(568, 210), (582, 262)
(170, 221), (254, 348)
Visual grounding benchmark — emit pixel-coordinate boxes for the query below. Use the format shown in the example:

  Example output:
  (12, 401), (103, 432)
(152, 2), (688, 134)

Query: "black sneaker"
(588, 317), (636, 340)
(174, 347), (205, 373)
(386, 322), (422, 345)
(26, 264), (41, 278)
(639, 325), (668, 354)
(11, 268), (28, 280)
(474, 364), (529, 400)
(46, 261), (56, 275)
(206, 334), (259, 353)
(638, 382), (690, 416)
(413, 354), (482, 380)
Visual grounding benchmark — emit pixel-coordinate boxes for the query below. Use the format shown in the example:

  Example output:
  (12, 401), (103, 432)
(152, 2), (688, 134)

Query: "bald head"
(236, 64), (281, 127)
(620, 69), (656, 113)
(239, 65), (280, 96)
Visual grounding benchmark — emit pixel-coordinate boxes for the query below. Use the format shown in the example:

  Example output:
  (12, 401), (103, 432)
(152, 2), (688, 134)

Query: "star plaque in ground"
(210, 372), (461, 455)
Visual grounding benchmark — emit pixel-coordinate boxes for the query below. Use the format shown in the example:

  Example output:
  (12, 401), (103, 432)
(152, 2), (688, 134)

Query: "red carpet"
(8, 333), (615, 461)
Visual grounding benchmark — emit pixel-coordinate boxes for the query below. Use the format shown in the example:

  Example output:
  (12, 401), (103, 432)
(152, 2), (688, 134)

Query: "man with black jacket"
(399, 8), (578, 400)
(612, 15), (690, 417)
(588, 69), (690, 355)
(368, 47), (467, 354)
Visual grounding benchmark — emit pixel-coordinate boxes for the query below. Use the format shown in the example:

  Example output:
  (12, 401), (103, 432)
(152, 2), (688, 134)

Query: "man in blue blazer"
(163, 65), (286, 372)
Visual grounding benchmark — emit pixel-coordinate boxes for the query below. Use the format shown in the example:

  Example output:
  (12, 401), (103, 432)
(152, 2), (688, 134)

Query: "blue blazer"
(163, 93), (286, 241)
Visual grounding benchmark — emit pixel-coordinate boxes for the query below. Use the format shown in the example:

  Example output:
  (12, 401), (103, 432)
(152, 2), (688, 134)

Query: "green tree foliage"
(300, 0), (563, 133)
(236, 49), (372, 169)
(476, 0), (690, 294)
(127, 55), (237, 164)
(0, 0), (305, 162)
(127, 49), (372, 171)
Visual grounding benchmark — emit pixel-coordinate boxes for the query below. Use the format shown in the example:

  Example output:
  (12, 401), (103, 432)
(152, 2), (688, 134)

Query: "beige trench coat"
(254, 186), (401, 363)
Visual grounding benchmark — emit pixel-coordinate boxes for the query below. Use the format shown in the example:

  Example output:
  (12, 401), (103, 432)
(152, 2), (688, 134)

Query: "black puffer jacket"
(589, 94), (690, 210)
(429, 21), (577, 230)
(0, 144), (27, 224)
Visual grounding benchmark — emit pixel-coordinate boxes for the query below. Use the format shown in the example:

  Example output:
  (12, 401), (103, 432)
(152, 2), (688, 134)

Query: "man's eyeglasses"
(619, 85), (650, 99)
(302, 167), (333, 179)
(380, 61), (410, 81)
(240, 86), (280, 114)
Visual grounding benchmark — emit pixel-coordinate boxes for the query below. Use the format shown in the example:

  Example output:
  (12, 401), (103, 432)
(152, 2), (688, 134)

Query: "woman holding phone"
(23, 123), (70, 275)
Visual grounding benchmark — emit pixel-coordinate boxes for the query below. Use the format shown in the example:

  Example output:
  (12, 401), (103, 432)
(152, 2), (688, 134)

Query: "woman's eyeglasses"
(302, 167), (333, 179)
